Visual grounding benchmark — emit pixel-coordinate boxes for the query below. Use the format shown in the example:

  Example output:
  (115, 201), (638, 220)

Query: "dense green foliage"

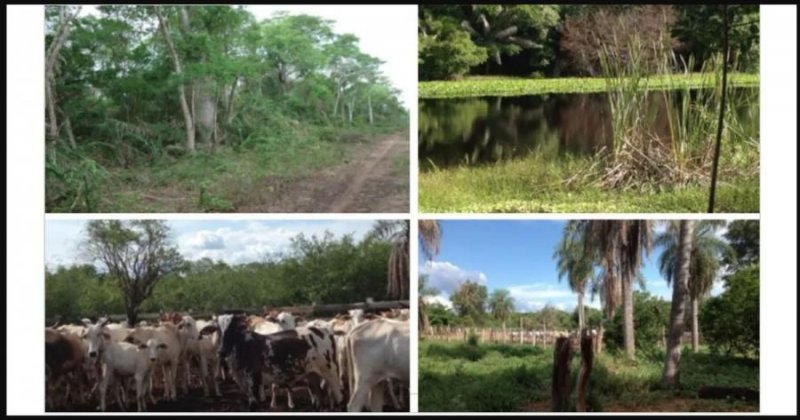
(418, 5), (759, 81)
(45, 5), (407, 212)
(700, 265), (760, 357)
(605, 291), (671, 355)
(46, 231), (393, 321)
(723, 220), (760, 269)
(450, 281), (489, 325)
(419, 340), (758, 412)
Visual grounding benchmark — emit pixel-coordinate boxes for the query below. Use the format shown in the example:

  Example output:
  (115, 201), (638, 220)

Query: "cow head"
(138, 338), (168, 363)
(276, 312), (296, 330)
(82, 318), (111, 359)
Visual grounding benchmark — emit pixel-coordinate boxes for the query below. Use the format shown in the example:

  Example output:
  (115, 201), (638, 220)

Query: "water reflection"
(418, 89), (757, 170)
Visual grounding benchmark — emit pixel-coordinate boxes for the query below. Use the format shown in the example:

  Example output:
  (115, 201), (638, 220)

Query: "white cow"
(176, 315), (222, 397)
(83, 320), (167, 412)
(346, 318), (409, 412)
(124, 323), (185, 401)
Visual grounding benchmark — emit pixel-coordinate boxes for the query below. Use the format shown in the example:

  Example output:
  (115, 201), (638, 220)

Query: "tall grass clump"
(593, 16), (758, 190)
(45, 144), (108, 212)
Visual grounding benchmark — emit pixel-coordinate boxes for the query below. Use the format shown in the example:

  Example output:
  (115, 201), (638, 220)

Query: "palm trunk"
(691, 297), (700, 352)
(622, 276), (636, 359)
(662, 220), (693, 387)
(577, 292), (585, 333)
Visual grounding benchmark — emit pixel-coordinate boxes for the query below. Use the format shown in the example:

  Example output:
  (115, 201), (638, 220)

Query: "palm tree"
(460, 5), (539, 71)
(655, 220), (733, 351)
(581, 220), (652, 359)
(488, 289), (515, 331)
(418, 220), (442, 331)
(370, 220), (409, 299)
(554, 222), (594, 333)
(419, 274), (439, 333)
(662, 220), (693, 387)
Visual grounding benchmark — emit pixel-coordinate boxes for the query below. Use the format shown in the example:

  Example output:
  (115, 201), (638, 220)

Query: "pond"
(418, 89), (758, 170)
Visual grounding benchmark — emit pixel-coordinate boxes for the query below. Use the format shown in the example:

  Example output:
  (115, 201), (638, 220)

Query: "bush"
(699, 265), (759, 357)
(605, 291), (670, 354)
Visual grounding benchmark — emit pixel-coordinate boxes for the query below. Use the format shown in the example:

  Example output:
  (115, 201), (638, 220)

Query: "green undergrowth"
(419, 340), (759, 412)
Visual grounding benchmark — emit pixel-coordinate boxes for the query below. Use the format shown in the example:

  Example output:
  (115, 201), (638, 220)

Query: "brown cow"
(45, 328), (88, 409)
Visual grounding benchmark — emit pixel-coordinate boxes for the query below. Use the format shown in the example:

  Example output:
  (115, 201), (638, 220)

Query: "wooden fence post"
(551, 337), (573, 412)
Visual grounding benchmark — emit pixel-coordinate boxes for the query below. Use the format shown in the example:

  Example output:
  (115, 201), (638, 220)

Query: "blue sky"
(46, 219), (378, 269)
(419, 220), (728, 313)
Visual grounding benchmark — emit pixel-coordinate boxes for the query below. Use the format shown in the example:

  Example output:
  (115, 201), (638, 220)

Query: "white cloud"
(46, 220), (376, 267)
(507, 283), (577, 312)
(424, 294), (453, 310)
(420, 261), (488, 296)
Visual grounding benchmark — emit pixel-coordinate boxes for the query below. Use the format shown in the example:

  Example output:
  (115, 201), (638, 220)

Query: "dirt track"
(240, 130), (409, 213)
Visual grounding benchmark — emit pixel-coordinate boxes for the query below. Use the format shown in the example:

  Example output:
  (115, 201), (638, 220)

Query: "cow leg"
(98, 369), (110, 412)
(286, 387), (295, 409)
(135, 374), (144, 412)
(318, 368), (343, 409)
(199, 354), (210, 397)
(246, 372), (261, 411)
(369, 380), (387, 412)
(386, 378), (401, 410)
(211, 356), (222, 397)
(347, 372), (380, 413)
(269, 383), (278, 408)
(183, 359), (191, 394)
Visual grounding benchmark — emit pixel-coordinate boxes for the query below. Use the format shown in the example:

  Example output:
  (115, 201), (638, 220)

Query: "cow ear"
(158, 343), (168, 349)
(138, 343), (148, 349)
(124, 335), (134, 343)
(99, 317), (110, 327)
(102, 332), (111, 339)
(82, 318), (93, 327)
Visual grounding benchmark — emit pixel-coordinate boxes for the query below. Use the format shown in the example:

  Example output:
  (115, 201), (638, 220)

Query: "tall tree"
(488, 289), (515, 328)
(662, 220), (693, 387)
(417, 219), (442, 331)
(656, 221), (733, 351)
(554, 222), (594, 332)
(45, 5), (82, 147)
(82, 220), (185, 324)
(581, 220), (652, 359)
(154, 6), (196, 152)
(451, 280), (488, 325)
(369, 220), (409, 300)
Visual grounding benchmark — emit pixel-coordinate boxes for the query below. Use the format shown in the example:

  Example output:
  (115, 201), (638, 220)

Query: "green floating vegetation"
(419, 73), (759, 99)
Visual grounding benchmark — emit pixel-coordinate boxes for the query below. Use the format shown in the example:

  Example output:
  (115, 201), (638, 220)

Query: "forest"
(45, 5), (408, 213)
(418, 5), (760, 213)
(417, 220), (760, 412)
(45, 220), (411, 323)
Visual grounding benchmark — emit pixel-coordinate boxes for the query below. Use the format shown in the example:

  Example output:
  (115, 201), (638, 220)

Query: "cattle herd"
(45, 307), (410, 412)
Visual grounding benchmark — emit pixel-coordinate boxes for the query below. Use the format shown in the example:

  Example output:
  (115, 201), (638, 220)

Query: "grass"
(419, 339), (759, 412)
(419, 153), (759, 213)
(97, 134), (350, 212)
(419, 73), (759, 99)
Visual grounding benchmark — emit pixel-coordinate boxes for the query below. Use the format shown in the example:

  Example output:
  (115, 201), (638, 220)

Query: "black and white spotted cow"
(202, 313), (343, 410)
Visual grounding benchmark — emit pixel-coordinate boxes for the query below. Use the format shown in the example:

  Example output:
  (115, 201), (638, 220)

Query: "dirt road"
(240, 130), (409, 213)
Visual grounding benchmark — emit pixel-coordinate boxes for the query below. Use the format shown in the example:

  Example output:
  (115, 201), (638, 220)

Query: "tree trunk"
(662, 220), (694, 387)
(194, 79), (217, 148)
(155, 7), (195, 153)
(577, 292), (585, 333)
(367, 94), (374, 125)
(596, 324), (605, 355)
(691, 297), (700, 352)
(62, 110), (76, 149)
(45, 6), (81, 142)
(125, 303), (139, 326)
(45, 77), (59, 140)
(225, 77), (238, 125)
(622, 276), (636, 359)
